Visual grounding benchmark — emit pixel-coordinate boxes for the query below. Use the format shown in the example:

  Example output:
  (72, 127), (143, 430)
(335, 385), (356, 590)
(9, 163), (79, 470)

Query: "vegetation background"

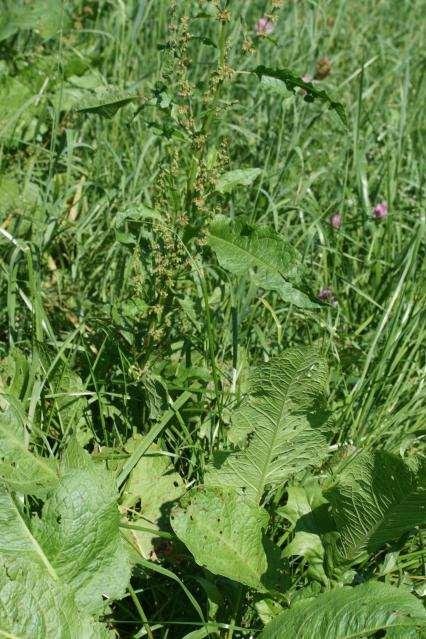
(0, 0), (424, 637)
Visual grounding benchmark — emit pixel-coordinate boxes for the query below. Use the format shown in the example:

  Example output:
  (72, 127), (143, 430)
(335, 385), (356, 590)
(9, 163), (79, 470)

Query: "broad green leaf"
(260, 75), (294, 97)
(326, 451), (426, 563)
(254, 65), (347, 127)
(121, 439), (185, 559)
(50, 72), (105, 111)
(34, 466), (131, 614)
(0, 486), (58, 580)
(0, 176), (39, 218)
(215, 168), (261, 194)
(0, 415), (58, 496)
(385, 628), (422, 638)
(115, 204), (163, 227)
(0, 454), (131, 618)
(279, 479), (334, 583)
(255, 598), (284, 626)
(0, 0), (71, 41)
(208, 217), (317, 308)
(275, 281), (319, 309)
(205, 347), (329, 502)
(279, 480), (331, 530)
(0, 15), (18, 42)
(181, 625), (220, 639)
(75, 87), (141, 118)
(259, 582), (426, 639)
(116, 391), (191, 488)
(208, 216), (300, 281)
(60, 435), (93, 471)
(171, 486), (269, 589)
(0, 557), (112, 639)
(0, 475), (121, 637)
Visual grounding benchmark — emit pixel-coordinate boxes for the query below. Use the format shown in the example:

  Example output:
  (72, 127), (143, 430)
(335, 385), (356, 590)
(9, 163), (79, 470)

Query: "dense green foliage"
(0, 0), (424, 637)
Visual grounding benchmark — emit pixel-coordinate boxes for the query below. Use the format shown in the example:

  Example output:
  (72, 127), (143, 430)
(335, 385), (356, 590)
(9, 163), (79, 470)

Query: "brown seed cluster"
(315, 56), (332, 79)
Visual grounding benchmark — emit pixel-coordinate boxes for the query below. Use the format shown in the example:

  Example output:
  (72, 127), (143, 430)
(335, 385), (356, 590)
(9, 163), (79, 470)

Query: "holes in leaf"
(133, 499), (143, 514)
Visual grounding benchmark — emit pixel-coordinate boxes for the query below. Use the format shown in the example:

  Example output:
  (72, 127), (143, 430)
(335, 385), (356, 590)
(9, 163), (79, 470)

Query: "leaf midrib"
(253, 361), (315, 503)
(2, 492), (58, 581)
(345, 480), (423, 559)
(186, 506), (264, 589)
(272, 588), (425, 639)
(209, 230), (289, 280)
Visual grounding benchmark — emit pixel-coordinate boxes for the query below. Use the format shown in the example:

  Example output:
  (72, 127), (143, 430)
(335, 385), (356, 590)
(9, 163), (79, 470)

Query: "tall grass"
(0, 0), (424, 636)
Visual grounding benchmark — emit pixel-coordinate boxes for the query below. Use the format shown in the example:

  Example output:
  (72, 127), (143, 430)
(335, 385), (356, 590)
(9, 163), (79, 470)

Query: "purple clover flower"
(329, 213), (342, 229)
(373, 201), (388, 219)
(318, 287), (337, 306)
(255, 17), (274, 36)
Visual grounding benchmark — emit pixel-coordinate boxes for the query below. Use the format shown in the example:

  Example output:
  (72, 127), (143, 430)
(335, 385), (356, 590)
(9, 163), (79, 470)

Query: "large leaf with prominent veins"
(207, 217), (318, 308)
(205, 347), (329, 503)
(33, 466), (131, 614)
(326, 451), (426, 563)
(0, 487), (58, 580)
(259, 582), (426, 639)
(121, 439), (185, 559)
(0, 557), (112, 639)
(171, 486), (269, 590)
(0, 461), (130, 636)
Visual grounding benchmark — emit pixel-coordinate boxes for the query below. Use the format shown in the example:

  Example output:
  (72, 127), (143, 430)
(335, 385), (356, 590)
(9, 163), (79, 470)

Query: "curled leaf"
(75, 88), (141, 118)
(254, 65), (347, 126)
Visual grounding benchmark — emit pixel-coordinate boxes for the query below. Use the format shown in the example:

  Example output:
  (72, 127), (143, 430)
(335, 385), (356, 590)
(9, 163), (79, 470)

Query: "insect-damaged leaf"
(207, 216), (318, 309)
(0, 455), (131, 635)
(0, 557), (113, 639)
(254, 65), (347, 127)
(171, 486), (269, 590)
(75, 87), (141, 118)
(121, 439), (185, 559)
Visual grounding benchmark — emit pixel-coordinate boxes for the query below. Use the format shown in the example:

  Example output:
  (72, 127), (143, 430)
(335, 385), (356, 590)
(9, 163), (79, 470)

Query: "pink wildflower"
(329, 213), (342, 229)
(373, 201), (388, 219)
(317, 287), (334, 301)
(255, 17), (274, 36)
(300, 74), (315, 97)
